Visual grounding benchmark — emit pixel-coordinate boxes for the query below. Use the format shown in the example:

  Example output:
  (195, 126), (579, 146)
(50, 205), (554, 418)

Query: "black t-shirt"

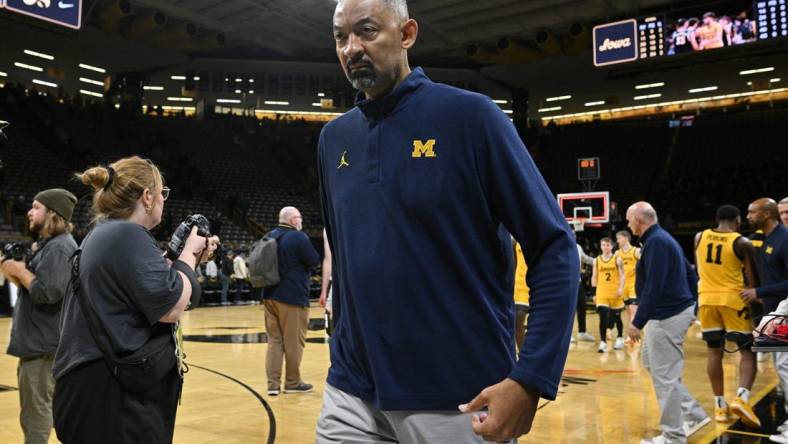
(53, 220), (184, 379)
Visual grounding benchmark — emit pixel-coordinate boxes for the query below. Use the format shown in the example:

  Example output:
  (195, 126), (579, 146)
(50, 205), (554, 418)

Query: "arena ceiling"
(122, 0), (679, 65)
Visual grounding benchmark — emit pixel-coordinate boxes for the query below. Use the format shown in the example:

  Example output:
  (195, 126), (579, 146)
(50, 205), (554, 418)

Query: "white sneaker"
(683, 416), (711, 437)
(578, 332), (596, 342)
(614, 337), (625, 350)
(570, 336), (576, 343)
(777, 420), (788, 433)
(771, 431), (788, 443)
(598, 341), (608, 353)
(640, 435), (667, 444)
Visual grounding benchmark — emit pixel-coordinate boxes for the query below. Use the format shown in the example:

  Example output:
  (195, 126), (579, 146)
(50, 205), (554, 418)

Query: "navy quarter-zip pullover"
(632, 224), (696, 329)
(755, 224), (788, 312)
(318, 68), (579, 411)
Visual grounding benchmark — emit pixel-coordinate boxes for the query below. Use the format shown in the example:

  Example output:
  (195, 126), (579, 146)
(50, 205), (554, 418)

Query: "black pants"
(576, 282), (587, 333)
(597, 306), (624, 341)
(53, 359), (181, 444)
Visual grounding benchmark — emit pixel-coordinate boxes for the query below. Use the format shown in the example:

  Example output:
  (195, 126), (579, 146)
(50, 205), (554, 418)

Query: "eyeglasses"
(161, 187), (171, 201)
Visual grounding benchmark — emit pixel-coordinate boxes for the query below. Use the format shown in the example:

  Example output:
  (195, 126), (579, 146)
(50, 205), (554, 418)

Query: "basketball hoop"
(570, 219), (586, 232)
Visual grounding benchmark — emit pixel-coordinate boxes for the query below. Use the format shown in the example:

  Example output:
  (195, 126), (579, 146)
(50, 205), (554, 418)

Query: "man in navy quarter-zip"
(315, 0), (578, 443)
(626, 202), (709, 444)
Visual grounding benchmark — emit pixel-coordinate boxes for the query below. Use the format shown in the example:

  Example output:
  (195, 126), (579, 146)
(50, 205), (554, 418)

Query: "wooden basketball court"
(0, 305), (781, 443)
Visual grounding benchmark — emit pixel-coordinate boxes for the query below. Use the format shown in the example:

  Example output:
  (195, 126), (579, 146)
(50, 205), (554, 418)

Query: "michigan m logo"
(412, 139), (437, 158)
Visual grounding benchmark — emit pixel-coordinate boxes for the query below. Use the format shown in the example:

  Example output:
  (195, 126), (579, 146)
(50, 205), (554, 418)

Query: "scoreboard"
(594, 0), (785, 66)
(638, 16), (665, 59)
(577, 157), (600, 181)
(757, 0), (788, 39)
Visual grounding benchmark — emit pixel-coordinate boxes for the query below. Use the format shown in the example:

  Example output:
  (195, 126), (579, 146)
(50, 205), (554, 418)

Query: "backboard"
(557, 191), (610, 225)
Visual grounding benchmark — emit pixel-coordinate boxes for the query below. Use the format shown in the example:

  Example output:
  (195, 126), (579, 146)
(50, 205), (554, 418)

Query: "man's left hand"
(459, 378), (539, 442)
(627, 325), (641, 342)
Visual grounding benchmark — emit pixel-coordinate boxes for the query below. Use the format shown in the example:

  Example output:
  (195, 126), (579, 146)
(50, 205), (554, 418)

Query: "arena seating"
(0, 83), (323, 245)
(2, 82), (786, 247)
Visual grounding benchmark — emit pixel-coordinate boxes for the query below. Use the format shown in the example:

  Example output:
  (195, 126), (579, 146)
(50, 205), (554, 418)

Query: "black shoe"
(284, 383), (313, 394)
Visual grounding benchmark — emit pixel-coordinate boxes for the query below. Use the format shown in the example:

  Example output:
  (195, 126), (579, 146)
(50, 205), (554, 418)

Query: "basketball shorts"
(698, 305), (752, 346)
(622, 285), (637, 305)
(595, 293), (625, 310)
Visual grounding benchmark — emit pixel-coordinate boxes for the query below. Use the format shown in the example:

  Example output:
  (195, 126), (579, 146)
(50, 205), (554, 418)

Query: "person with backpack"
(260, 206), (319, 396)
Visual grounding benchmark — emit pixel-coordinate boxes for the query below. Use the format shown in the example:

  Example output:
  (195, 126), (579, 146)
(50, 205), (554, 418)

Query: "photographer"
(0, 188), (78, 444)
(52, 156), (219, 443)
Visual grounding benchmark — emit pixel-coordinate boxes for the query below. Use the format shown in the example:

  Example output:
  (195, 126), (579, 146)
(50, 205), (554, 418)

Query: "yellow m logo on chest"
(412, 139), (437, 158)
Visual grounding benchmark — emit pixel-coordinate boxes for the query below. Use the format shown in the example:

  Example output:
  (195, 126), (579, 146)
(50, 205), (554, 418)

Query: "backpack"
(248, 229), (288, 288)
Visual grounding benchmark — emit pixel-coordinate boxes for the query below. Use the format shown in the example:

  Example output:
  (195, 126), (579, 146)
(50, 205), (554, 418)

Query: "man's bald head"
(279, 206), (303, 231)
(337, 0), (409, 23)
(747, 197), (779, 231)
(753, 198), (778, 219)
(626, 201), (658, 236)
(629, 202), (658, 222)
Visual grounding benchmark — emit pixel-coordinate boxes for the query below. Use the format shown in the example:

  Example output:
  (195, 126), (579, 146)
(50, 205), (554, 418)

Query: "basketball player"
(695, 205), (760, 427)
(317, 0), (579, 442)
(592, 237), (625, 353)
(671, 18), (694, 54)
(513, 242), (530, 353)
(693, 12), (724, 51)
(779, 197), (788, 227)
(616, 231), (640, 325)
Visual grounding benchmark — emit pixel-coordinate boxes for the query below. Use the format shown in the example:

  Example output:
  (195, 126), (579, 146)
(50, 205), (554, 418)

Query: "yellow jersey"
(514, 243), (530, 306)
(595, 255), (620, 297)
(696, 229), (745, 309)
(615, 247), (639, 291)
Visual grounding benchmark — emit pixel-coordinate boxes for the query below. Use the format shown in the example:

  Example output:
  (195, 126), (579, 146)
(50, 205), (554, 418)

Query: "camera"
(166, 214), (212, 261)
(2, 243), (29, 263)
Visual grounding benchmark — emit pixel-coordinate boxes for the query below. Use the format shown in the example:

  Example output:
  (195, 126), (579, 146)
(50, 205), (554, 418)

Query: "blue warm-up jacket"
(318, 67), (579, 411)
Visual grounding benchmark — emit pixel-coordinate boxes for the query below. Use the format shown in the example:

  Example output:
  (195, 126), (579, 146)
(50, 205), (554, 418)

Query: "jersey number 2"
(705, 243), (722, 265)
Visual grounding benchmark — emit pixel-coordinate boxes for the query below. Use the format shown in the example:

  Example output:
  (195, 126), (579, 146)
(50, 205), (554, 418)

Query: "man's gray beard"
(349, 72), (378, 92)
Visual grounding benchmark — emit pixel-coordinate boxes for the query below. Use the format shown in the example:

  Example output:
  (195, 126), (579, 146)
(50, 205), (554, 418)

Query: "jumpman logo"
(337, 150), (350, 169)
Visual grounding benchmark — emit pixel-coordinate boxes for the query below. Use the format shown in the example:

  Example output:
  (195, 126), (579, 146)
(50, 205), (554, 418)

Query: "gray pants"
(18, 355), (55, 444)
(641, 305), (707, 443)
(774, 352), (788, 414)
(317, 384), (515, 444)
